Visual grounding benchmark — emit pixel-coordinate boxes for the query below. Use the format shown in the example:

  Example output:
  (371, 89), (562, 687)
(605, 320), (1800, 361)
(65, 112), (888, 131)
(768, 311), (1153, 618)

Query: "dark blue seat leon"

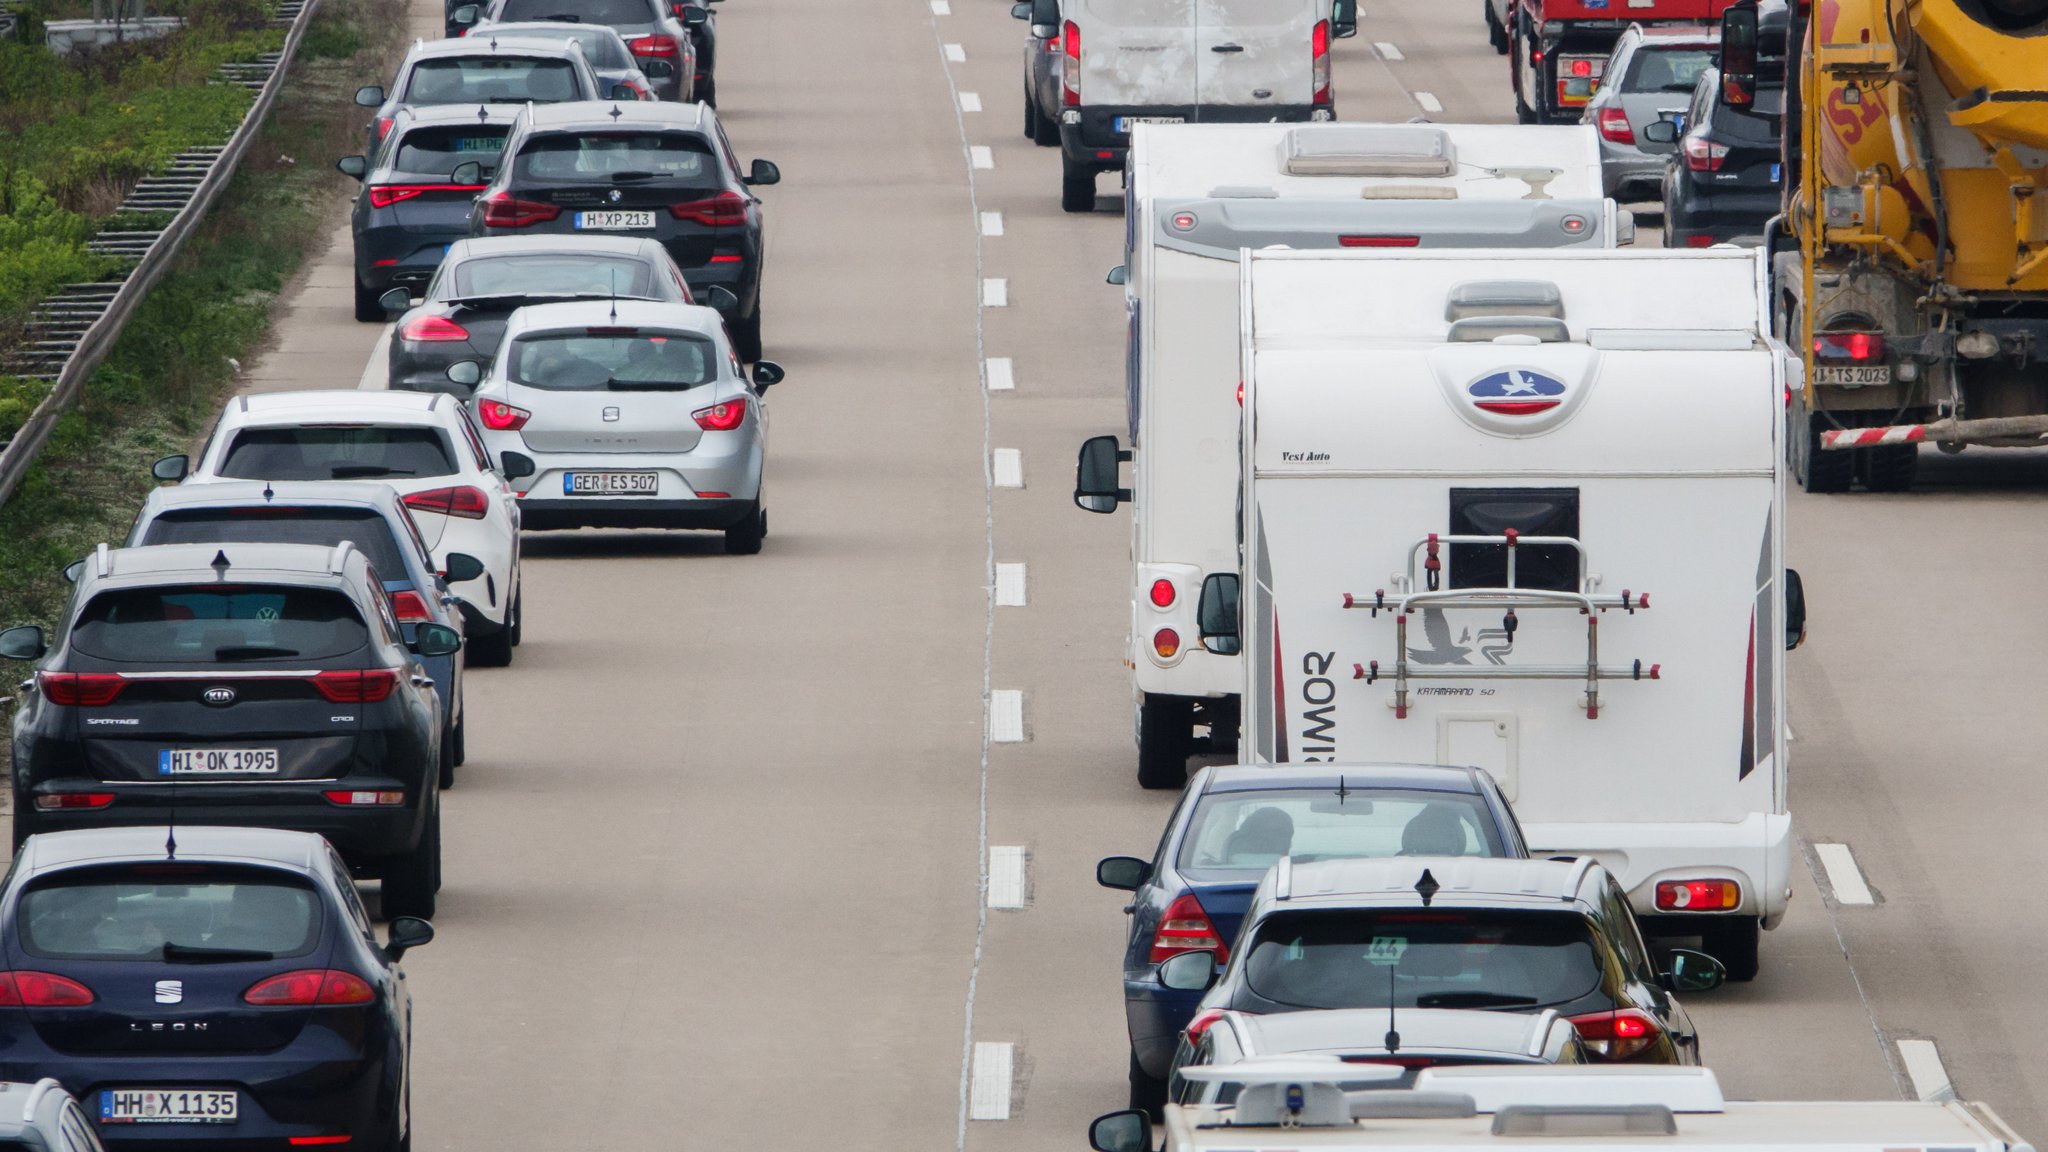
(1095, 763), (1529, 1114)
(0, 826), (433, 1151)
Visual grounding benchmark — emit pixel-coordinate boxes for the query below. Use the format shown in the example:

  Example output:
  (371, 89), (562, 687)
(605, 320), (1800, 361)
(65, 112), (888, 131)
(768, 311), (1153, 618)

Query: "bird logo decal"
(1408, 609), (1517, 666)
(1467, 368), (1566, 415)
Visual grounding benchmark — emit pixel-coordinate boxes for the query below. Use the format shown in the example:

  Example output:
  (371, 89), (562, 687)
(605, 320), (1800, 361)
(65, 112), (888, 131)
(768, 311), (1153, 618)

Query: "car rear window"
(403, 56), (581, 104)
(219, 426), (457, 482)
(447, 253), (656, 298)
(1176, 788), (1506, 879)
(544, 27), (629, 67)
(20, 868), (320, 961)
(509, 331), (717, 390)
(140, 508), (412, 585)
(69, 585), (370, 664)
(498, 0), (655, 25)
(391, 124), (509, 176)
(515, 132), (718, 187)
(1242, 909), (1603, 1011)
(1712, 87), (1784, 138)
(1622, 47), (1713, 94)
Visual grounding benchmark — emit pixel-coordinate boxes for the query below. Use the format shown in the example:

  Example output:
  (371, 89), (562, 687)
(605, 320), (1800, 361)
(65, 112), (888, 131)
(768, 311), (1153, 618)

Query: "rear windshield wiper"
(608, 171), (657, 183)
(163, 942), (276, 963)
(1413, 991), (1541, 1008)
(606, 377), (697, 391)
(213, 645), (301, 661)
(538, 11), (580, 18)
(329, 464), (411, 478)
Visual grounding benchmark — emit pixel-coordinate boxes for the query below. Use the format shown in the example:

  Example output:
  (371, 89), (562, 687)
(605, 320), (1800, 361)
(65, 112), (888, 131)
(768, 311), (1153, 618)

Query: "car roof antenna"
(1415, 867), (1440, 907)
(1384, 954), (1400, 1054)
(262, 482), (274, 503)
(609, 266), (618, 322)
(211, 549), (231, 580)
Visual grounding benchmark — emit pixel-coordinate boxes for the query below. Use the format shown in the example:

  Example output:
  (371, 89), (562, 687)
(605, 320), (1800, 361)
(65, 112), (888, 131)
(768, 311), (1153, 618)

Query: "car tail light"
(1062, 20), (1080, 106)
(36, 671), (126, 707)
(1312, 19), (1331, 105)
(388, 590), (432, 622)
(477, 399), (531, 431)
(1813, 332), (1885, 362)
(1596, 106), (1634, 145)
(244, 970), (376, 1006)
(1682, 135), (1729, 172)
(375, 116), (393, 141)
(708, 252), (744, 263)
(33, 793), (114, 811)
(1570, 58), (1593, 76)
(403, 485), (490, 519)
(692, 398), (747, 431)
(1149, 893), (1228, 964)
(1339, 235), (1420, 247)
(1685, 234), (1717, 248)
(479, 193), (561, 228)
(310, 669), (400, 704)
(368, 183), (484, 209)
(1149, 578), (1175, 608)
(670, 190), (747, 226)
(0, 972), (95, 1007)
(288, 1138), (354, 1147)
(1184, 1007), (1228, 1043)
(1153, 628), (1181, 658)
(628, 33), (681, 57)
(1655, 879), (1741, 911)
(1567, 1009), (1660, 1060)
(324, 790), (406, 807)
(398, 314), (470, 342)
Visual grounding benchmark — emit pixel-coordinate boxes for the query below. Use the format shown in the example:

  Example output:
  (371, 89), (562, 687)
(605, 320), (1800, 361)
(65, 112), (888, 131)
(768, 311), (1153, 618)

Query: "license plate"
(101, 1089), (239, 1124)
(1814, 365), (1891, 386)
(564, 471), (659, 495)
(1115, 116), (1184, 132)
(158, 748), (279, 775)
(574, 210), (654, 230)
(454, 136), (502, 153)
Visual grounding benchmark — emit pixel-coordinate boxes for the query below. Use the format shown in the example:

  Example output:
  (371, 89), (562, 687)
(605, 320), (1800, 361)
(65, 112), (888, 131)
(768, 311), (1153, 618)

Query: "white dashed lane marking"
(1415, 91), (1443, 113)
(945, 42), (966, 61)
(995, 562), (1026, 605)
(987, 846), (1027, 908)
(982, 278), (1008, 307)
(985, 356), (1015, 391)
(969, 1041), (1014, 1119)
(1897, 1040), (1955, 1102)
(930, 0), (950, 13)
(981, 211), (1004, 237)
(1814, 842), (1875, 905)
(971, 145), (994, 169)
(990, 690), (1024, 741)
(959, 91), (982, 112)
(1374, 41), (1403, 59)
(992, 448), (1023, 488)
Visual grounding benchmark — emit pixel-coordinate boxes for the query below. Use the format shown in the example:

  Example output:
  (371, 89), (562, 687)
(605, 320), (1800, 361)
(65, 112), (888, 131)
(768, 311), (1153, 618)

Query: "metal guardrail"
(0, 0), (323, 508)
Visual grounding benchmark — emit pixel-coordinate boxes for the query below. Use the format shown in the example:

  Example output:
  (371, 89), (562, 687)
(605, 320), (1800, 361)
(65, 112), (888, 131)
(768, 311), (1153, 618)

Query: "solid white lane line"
(987, 846), (1027, 908)
(1374, 41), (1403, 59)
(992, 448), (1023, 487)
(971, 146), (994, 169)
(982, 278), (1009, 307)
(985, 356), (1015, 391)
(995, 562), (1026, 606)
(945, 42), (966, 61)
(1415, 91), (1444, 113)
(1897, 1040), (1955, 1102)
(959, 91), (982, 112)
(980, 211), (1004, 237)
(990, 690), (1024, 741)
(969, 1041), (1014, 1119)
(1815, 842), (1875, 905)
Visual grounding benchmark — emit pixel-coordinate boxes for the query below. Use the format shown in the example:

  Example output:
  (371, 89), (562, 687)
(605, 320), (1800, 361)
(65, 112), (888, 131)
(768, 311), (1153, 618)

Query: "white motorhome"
(1088, 1064), (2034, 1152)
(1074, 123), (1622, 791)
(1215, 247), (1800, 978)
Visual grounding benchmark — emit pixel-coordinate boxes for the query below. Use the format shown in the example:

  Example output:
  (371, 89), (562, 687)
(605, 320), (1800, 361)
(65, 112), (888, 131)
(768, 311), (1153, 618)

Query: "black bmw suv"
(0, 543), (456, 918)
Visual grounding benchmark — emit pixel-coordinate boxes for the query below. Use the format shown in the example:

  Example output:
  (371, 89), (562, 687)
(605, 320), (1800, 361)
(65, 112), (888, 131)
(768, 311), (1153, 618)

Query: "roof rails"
(1523, 1008), (1562, 1056)
(1274, 854), (1293, 901)
(20, 1077), (61, 1123)
(1557, 855), (1600, 899)
(327, 541), (357, 575)
(1281, 126), (1456, 178)
(94, 542), (111, 579)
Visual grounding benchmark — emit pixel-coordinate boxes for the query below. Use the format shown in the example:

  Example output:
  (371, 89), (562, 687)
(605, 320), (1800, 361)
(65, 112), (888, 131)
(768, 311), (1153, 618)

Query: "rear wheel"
(381, 803), (440, 920)
(1862, 443), (1919, 492)
(469, 620), (512, 668)
(1791, 401), (1854, 493)
(452, 714), (466, 768)
(436, 722), (456, 789)
(698, 76), (716, 108)
(1023, 82), (1037, 139)
(1136, 692), (1192, 791)
(1129, 1052), (1168, 1119)
(1702, 917), (1760, 982)
(507, 583), (523, 647)
(1486, 0), (1509, 53)
(725, 504), (766, 555)
(1033, 100), (1061, 146)
(354, 276), (385, 323)
(1061, 157), (1096, 213)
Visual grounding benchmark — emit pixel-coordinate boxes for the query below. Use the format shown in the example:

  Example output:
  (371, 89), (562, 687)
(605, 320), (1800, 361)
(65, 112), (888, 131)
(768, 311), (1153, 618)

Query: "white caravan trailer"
(1087, 1064), (2033, 1152)
(1216, 247), (1801, 978)
(1073, 123), (1622, 791)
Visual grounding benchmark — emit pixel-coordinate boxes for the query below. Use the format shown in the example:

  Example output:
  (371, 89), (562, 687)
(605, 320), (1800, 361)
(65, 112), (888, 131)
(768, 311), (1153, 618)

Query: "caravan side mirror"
(1784, 567), (1806, 650)
(1089, 1111), (1154, 1152)
(1073, 435), (1130, 513)
(1719, 0), (1758, 108)
(1332, 0), (1358, 36)
(1198, 573), (1241, 656)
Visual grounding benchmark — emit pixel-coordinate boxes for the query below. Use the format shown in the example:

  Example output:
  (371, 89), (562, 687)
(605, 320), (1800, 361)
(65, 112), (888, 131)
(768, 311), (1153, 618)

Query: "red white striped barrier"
(1819, 424), (1928, 449)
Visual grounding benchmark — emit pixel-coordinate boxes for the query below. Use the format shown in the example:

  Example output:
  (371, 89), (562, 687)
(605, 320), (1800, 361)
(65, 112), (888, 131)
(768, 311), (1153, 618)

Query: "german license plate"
(564, 471), (659, 495)
(1115, 116), (1183, 131)
(574, 210), (654, 230)
(158, 748), (279, 775)
(1814, 365), (1891, 386)
(101, 1089), (238, 1124)
(454, 136), (502, 153)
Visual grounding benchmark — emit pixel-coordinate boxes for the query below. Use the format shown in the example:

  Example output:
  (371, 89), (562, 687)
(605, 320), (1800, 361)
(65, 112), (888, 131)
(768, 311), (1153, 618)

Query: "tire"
(1136, 692), (1192, 791)
(436, 721), (456, 789)
(10, 807), (33, 853)
(1129, 1051), (1168, 1119)
(1863, 443), (1918, 492)
(731, 304), (762, 363)
(1486, 0), (1509, 53)
(354, 276), (385, 323)
(1702, 917), (1760, 982)
(381, 803), (440, 920)
(725, 503), (766, 555)
(468, 621), (512, 668)
(1061, 157), (1096, 213)
(1033, 103), (1061, 147)
(1791, 403), (1853, 493)
(507, 583), (523, 648)
(698, 76), (716, 108)
(1023, 82), (1037, 140)
(452, 714), (466, 768)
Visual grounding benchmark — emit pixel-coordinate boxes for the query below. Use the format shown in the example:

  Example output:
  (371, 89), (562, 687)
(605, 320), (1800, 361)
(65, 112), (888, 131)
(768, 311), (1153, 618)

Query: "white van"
(1053, 0), (1358, 211)
(1212, 247), (1801, 979)
(1073, 124), (1618, 792)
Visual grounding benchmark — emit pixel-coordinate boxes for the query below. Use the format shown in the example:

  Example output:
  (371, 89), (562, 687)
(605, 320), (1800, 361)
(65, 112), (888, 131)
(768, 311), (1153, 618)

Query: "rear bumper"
(517, 495), (757, 531)
(1522, 811), (1794, 928)
(1667, 180), (1778, 243)
(1061, 103), (1325, 168)
(18, 784), (432, 862)
(1596, 143), (1669, 199)
(354, 228), (463, 291)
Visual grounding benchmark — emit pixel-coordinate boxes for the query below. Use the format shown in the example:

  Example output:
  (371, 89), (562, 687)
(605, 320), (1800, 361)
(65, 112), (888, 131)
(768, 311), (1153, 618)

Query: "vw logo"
(154, 979), (183, 1004)
(201, 686), (236, 707)
(606, 188), (623, 204)
(1466, 369), (1567, 415)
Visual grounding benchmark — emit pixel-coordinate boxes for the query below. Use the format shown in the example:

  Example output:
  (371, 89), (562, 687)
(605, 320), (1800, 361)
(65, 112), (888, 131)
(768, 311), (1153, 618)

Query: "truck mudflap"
(1820, 413), (2048, 449)
(1520, 810), (1793, 929)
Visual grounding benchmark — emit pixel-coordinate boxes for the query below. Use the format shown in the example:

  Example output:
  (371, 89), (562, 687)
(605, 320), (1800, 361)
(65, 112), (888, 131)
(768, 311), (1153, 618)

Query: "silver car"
(1580, 24), (1719, 201)
(453, 298), (784, 553)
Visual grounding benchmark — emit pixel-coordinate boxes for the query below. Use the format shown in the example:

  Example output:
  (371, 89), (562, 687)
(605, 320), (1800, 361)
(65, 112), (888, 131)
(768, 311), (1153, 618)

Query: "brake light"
(1685, 234), (1716, 248)
(1566, 1009), (1660, 1060)
(480, 193), (561, 228)
(1570, 58), (1592, 76)
(375, 116), (393, 141)
(1813, 332), (1885, 362)
(1682, 135), (1729, 172)
(398, 314), (470, 342)
(1655, 879), (1741, 911)
(388, 591), (432, 622)
(36, 672), (126, 707)
(1185, 1007), (1228, 1043)
(628, 33), (681, 57)
(34, 793), (114, 811)
(369, 183), (484, 209)
(1062, 20), (1080, 106)
(1312, 19), (1331, 105)
(403, 485), (490, 520)
(1596, 106), (1634, 145)
(289, 1139), (355, 1147)
(1149, 578), (1176, 608)
(670, 190), (747, 226)
(1338, 235), (1420, 247)
(1153, 628), (1181, 658)
(0, 972), (95, 1007)
(244, 970), (376, 1006)
(323, 790), (406, 806)
(692, 397), (747, 431)
(1149, 893), (1228, 963)
(310, 669), (400, 704)
(477, 399), (530, 431)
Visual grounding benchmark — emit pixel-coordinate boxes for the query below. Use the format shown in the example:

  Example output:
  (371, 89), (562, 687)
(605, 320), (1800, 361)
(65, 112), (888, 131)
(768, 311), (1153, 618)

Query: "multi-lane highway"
(212, 0), (2048, 1145)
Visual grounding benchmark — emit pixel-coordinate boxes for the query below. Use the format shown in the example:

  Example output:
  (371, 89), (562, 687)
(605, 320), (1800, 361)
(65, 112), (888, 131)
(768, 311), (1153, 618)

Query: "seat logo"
(154, 980), (183, 1004)
(1467, 369), (1566, 415)
(201, 686), (236, 707)
(602, 406), (620, 422)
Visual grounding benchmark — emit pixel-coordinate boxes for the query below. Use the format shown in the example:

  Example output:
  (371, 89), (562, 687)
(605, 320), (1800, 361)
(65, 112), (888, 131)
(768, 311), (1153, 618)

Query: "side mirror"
(336, 154), (368, 180)
(1156, 949), (1217, 993)
(379, 287), (413, 316)
(1719, 0), (1758, 108)
(353, 84), (386, 107)
(0, 625), (47, 662)
(1784, 567), (1806, 650)
(1197, 573), (1241, 656)
(1106, 264), (1127, 286)
(1662, 947), (1727, 992)
(451, 2), (477, 21)
(450, 160), (483, 185)
(1096, 856), (1150, 891)
(681, 5), (708, 23)
(751, 360), (785, 390)
(610, 83), (639, 100)
(1010, 0), (1030, 15)
(703, 285), (739, 311)
(499, 451), (536, 481)
(643, 57), (676, 77)
(62, 561), (85, 585)
(383, 915), (435, 959)
(446, 361), (483, 387)
(1641, 120), (1678, 144)
(744, 158), (781, 187)
(1089, 1111), (1154, 1152)
(411, 622), (462, 657)
(1073, 434), (1130, 513)
(1332, 0), (1358, 36)
(151, 454), (189, 482)
(442, 553), (486, 583)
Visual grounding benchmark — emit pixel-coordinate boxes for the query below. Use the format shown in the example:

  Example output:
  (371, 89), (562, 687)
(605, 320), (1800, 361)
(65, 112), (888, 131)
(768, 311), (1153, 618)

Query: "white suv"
(157, 390), (525, 666)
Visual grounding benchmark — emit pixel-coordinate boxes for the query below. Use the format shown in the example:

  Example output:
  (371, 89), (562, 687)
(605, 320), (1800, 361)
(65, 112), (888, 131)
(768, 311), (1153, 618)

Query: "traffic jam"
(0, 0), (2042, 1145)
